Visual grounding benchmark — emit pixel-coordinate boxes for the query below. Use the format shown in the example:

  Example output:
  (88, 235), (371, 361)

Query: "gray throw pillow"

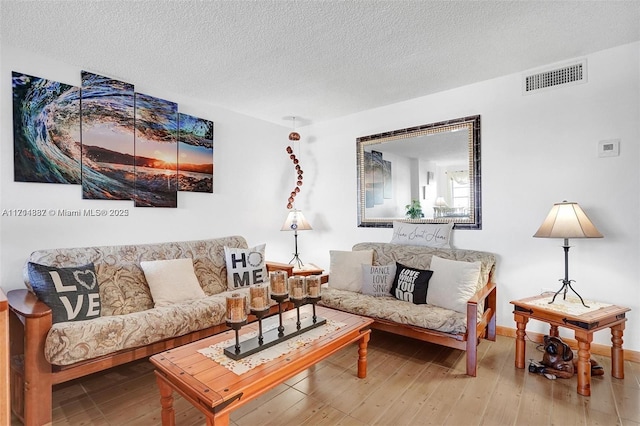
(27, 262), (101, 323)
(361, 264), (396, 297)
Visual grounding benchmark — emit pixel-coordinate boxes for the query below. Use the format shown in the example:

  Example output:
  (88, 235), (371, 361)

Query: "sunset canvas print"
(12, 71), (82, 184)
(134, 93), (178, 207)
(80, 71), (136, 200)
(12, 68), (213, 209)
(178, 113), (214, 193)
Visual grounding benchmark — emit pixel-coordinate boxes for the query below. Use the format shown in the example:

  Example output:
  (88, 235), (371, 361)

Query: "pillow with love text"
(27, 262), (101, 324)
(389, 262), (433, 304)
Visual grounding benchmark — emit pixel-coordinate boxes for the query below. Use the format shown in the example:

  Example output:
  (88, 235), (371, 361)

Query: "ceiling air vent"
(523, 59), (587, 95)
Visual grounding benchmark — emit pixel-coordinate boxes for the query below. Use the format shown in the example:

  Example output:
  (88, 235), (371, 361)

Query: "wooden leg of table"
(611, 322), (625, 379)
(206, 413), (229, 426)
(357, 330), (371, 379)
(549, 324), (559, 337)
(575, 330), (593, 396)
(155, 373), (176, 426)
(514, 314), (528, 369)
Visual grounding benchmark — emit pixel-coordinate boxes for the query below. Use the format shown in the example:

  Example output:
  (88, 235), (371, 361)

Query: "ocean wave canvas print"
(12, 71), (81, 184)
(12, 69), (213, 209)
(178, 113), (214, 193)
(134, 93), (178, 208)
(80, 71), (136, 200)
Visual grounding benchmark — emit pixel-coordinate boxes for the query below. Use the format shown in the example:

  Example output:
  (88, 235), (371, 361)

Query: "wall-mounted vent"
(523, 59), (587, 95)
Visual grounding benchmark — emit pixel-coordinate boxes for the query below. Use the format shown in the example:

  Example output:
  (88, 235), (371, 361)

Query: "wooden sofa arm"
(468, 281), (497, 305)
(466, 281), (497, 343)
(7, 289), (51, 319)
(7, 289), (54, 425)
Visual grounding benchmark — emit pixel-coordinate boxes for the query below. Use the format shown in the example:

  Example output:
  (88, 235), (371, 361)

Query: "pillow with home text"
(224, 244), (267, 290)
(390, 221), (453, 248)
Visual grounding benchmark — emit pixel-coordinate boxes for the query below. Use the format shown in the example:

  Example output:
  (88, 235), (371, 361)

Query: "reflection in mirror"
(357, 115), (481, 229)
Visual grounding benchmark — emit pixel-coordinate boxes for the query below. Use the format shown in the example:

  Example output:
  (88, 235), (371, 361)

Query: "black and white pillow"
(224, 244), (267, 290)
(27, 262), (101, 324)
(389, 262), (433, 305)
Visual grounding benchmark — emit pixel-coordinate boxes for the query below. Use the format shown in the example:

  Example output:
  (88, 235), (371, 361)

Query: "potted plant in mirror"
(405, 199), (424, 219)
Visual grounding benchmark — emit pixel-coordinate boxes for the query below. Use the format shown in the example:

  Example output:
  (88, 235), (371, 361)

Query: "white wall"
(1, 42), (638, 352)
(298, 42), (640, 351)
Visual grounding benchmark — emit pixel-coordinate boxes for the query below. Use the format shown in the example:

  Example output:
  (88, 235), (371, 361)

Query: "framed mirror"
(357, 115), (481, 229)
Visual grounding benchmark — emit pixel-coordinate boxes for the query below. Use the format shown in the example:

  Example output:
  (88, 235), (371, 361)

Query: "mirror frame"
(356, 115), (481, 229)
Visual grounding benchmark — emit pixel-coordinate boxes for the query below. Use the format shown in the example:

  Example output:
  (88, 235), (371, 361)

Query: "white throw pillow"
(224, 244), (267, 290)
(427, 256), (481, 314)
(140, 258), (205, 307)
(390, 221), (454, 248)
(328, 250), (374, 292)
(361, 263), (396, 297)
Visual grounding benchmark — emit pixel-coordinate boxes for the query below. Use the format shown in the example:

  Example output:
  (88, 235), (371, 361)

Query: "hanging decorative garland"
(285, 125), (303, 209)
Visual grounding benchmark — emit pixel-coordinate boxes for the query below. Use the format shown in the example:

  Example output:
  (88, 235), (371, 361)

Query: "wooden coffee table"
(150, 305), (373, 425)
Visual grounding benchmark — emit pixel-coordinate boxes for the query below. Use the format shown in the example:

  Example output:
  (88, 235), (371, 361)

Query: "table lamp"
(281, 209), (312, 268)
(533, 201), (603, 307)
(433, 197), (448, 218)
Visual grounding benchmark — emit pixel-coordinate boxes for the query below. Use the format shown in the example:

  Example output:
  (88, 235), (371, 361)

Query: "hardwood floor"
(11, 332), (640, 425)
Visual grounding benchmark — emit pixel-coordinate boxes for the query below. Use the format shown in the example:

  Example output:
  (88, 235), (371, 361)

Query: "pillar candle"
(226, 293), (247, 323)
(250, 283), (269, 310)
(269, 270), (288, 295)
(306, 275), (321, 297)
(289, 276), (306, 300)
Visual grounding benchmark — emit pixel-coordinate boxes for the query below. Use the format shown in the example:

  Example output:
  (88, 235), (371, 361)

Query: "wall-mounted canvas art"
(80, 71), (136, 200)
(134, 93), (178, 207)
(177, 113), (214, 193)
(12, 71), (81, 184)
(12, 69), (214, 209)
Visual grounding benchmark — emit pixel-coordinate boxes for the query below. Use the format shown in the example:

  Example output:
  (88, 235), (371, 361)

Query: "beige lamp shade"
(434, 197), (448, 207)
(533, 201), (602, 239)
(281, 210), (312, 232)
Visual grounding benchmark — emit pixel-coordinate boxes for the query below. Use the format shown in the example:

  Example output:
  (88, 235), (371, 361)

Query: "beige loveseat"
(320, 242), (497, 377)
(7, 236), (290, 425)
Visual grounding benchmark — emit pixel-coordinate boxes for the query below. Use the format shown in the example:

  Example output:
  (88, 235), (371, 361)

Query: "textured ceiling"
(2, 1), (639, 125)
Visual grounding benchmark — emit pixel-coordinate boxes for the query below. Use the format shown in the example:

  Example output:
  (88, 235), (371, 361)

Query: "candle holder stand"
(307, 296), (321, 323)
(225, 319), (247, 355)
(291, 297), (305, 329)
(250, 307), (270, 344)
(223, 295), (326, 361)
(271, 293), (289, 335)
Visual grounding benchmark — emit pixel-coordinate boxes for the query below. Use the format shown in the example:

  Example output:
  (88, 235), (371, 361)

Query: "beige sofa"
(7, 236), (291, 426)
(320, 242), (497, 377)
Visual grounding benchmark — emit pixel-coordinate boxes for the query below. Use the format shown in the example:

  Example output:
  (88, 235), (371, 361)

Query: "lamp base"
(549, 279), (589, 308)
(288, 254), (304, 269)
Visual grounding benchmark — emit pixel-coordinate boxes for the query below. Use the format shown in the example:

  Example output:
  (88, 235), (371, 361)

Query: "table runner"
(198, 315), (346, 375)
(528, 294), (612, 316)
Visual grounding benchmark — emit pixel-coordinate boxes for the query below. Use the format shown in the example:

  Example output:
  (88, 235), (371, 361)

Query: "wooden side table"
(292, 263), (324, 276)
(511, 294), (629, 396)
